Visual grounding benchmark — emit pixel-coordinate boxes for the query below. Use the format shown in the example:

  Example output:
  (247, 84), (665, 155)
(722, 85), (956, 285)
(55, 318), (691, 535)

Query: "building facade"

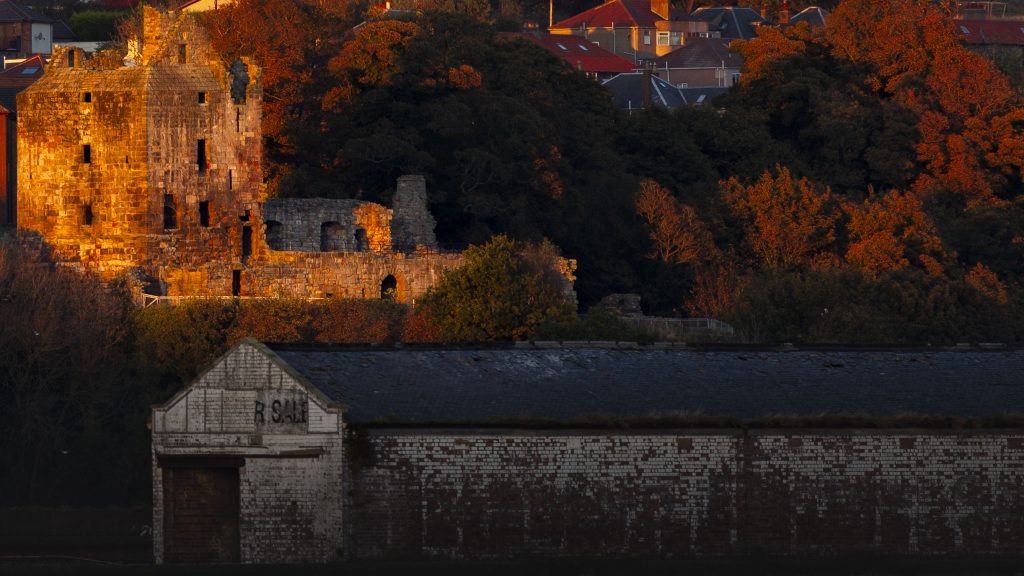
(16, 8), (462, 304)
(152, 341), (1024, 563)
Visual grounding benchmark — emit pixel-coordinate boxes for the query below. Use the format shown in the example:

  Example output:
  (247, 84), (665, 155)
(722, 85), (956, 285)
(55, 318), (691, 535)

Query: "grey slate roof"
(787, 6), (828, 28)
(602, 72), (687, 110)
(690, 6), (763, 40)
(0, 0), (51, 23)
(678, 85), (728, 105)
(654, 38), (741, 69)
(270, 346), (1024, 423)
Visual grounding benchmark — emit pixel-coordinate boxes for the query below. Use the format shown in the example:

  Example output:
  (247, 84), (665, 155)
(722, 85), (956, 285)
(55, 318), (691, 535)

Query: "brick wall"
(152, 344), (346, 564)
(347, 429), (1024, 559)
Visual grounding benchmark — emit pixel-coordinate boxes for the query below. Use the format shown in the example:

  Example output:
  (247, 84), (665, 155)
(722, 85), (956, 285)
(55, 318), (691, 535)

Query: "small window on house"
(83, 203), (93, 225)
(82, 144), (91, 164)
(959, 25), (970, 34)
(643, 31), (651, 45)
(198, 91), (206, 104)
(83, 92), (91, 103)
(177, 44), (187, 64)
(555, 42), (568, 51)
(696, 94), (706, 104)
(235, 109), (240, 132)
(228, 169), (233, 190)
(670, 31), (682, 45)
(231, 270), (241, 297)
(197, 139), (207, 174)
(657, 32), (670, 46)
(163, 194), (177, 229)
(68, 51), (76, 68)
(578, 43), (589, 52)
(199, 201), (210, 227)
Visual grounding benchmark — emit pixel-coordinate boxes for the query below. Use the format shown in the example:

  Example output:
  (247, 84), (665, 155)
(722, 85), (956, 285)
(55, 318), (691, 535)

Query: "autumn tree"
(0, 244), (139, 505)
(636, 179), (714, 265)
(722, 166), (842, 269)
(844, 189), (947, 276)
(417, 235), (575, 341)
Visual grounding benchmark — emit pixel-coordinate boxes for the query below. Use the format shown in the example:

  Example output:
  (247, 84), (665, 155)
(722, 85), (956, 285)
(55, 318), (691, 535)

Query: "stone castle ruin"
(16, 8), (462, 303)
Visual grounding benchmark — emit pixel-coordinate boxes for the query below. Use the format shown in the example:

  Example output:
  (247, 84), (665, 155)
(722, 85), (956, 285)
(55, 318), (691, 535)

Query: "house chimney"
(642, 65), (652, 109)
(651, 0), (669, 20)
(778, 0), (790, 24)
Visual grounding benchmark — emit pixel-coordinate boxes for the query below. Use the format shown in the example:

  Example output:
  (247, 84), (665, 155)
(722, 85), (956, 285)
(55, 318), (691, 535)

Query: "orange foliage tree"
(844, 189), (947, 276)
(635, 179), (714, 265)
(722, 166), (842, 269)
(824, 0), (1023, 206)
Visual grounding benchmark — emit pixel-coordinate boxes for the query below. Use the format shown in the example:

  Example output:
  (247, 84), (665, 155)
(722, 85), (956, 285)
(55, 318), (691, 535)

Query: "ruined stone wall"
(347, 429), (1024, 559)
(17, 9), (467, 302)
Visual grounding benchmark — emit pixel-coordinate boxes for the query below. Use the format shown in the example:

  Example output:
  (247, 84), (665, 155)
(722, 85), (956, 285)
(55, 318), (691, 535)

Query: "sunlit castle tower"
(17, 6), (262, 291)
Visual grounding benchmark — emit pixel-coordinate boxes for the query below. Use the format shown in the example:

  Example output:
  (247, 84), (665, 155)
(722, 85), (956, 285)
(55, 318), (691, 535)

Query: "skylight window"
(696, 94), (706, 103)
(960, 25), (970, 34)
(555, 43), (568, 51)
(578, 44), (589, 51)
(21, 67), (37, 74)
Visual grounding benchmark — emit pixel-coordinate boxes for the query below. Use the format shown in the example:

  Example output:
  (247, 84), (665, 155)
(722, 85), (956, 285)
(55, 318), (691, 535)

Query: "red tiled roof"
(0, 54), (45, 88)
(508, 33), (636, 73)
(551, 0), (689, 30)
(955, 18), (1024, 45)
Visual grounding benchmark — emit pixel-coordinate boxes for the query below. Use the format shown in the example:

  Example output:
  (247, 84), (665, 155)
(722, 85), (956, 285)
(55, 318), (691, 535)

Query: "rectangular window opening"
(68, 51), (76, 68)
(235, 109), (240, 132)
(228, 169), (233, 190)
(177, 44), (187, 64)
(199, 201), (210, 227)
(83, 92), (91, 103)
(83, 203), (93, 225)
(198, 91), (206, 104)
(163, 194), (177, 229)
(82, 144), (91, 164)
(232, 270), (241, 297)
(197, 139), (207, 174)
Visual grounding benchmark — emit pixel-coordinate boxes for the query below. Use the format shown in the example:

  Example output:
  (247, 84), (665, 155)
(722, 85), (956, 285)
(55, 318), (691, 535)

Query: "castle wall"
(348, 429), (1024, 559)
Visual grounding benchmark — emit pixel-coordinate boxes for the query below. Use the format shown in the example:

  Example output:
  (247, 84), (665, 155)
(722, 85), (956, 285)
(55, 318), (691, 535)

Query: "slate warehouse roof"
(269, 346), (1024, 424)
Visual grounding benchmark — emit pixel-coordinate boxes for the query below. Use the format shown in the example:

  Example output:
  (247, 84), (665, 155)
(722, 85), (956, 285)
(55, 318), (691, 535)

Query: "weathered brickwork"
(348, 430), (1024, 559)
(17, 9), (462, 304)
(151, 344), (346, 564)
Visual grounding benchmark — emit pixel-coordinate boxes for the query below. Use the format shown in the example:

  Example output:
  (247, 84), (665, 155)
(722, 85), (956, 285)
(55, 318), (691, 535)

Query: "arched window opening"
(265, 220), (284, 250)
(354, 228), (368, 251)
(320, 221), (343, 252)
(380, 275), (398, 300)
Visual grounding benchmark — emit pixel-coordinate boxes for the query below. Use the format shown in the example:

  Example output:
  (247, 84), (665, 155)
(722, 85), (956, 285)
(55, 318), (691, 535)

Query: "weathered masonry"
(152, 342), (1024, 563)
(16, 8), (461, 303)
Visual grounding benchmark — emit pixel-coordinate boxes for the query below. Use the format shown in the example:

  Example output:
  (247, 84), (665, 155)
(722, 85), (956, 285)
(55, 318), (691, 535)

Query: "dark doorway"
(241, 226), (252, 264)
(231, 270), (241, 297)
(163, 466), (240, 563)
(380, 275), (398, 300)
